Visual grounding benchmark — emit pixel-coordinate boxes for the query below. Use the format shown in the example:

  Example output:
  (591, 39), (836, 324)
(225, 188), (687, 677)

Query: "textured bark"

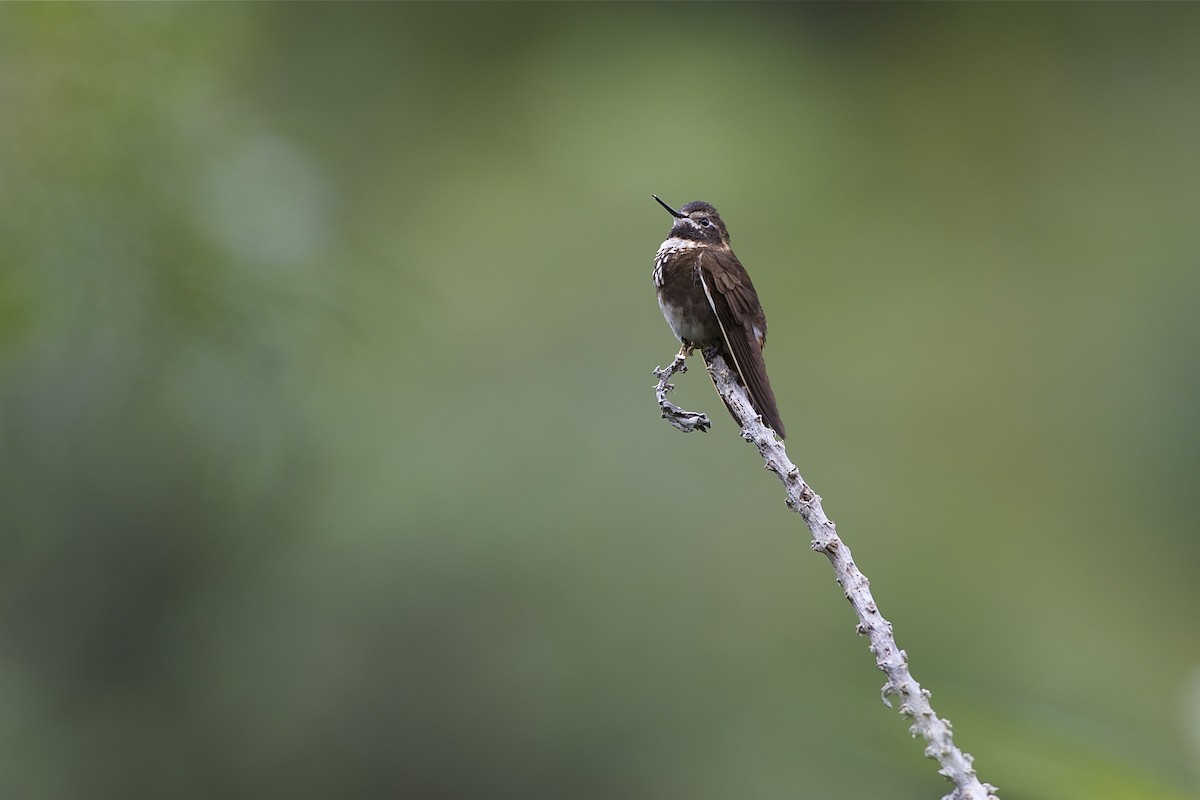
(653, 352), (999, 800)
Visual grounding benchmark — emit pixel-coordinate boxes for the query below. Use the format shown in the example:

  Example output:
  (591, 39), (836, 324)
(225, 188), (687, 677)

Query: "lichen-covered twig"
(653, 351), (999, 800)
(653, 350), (712, 434)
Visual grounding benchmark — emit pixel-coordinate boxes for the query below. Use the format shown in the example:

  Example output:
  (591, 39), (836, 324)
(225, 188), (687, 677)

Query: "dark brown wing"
(697, 248), (787, 438)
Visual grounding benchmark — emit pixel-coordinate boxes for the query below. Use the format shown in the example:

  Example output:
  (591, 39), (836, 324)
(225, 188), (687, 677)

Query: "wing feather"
(697, 250), (786, 438)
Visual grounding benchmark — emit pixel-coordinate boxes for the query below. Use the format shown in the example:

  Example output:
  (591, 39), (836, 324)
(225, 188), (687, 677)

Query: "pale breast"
(654, 243), (721, 346)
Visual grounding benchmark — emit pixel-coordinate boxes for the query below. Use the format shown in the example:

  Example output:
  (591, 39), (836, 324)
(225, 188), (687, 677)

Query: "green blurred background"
(2, 4), (1198, 799)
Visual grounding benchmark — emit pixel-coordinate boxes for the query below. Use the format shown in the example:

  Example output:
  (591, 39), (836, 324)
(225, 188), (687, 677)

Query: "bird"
(652, 195), (786, 439)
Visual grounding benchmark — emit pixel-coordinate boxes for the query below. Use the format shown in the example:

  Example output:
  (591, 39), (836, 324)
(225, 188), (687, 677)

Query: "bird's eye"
(698, 217), (711, 227)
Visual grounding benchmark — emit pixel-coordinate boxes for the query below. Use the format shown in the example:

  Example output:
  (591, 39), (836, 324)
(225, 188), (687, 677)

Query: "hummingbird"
(652, 195), (786, 438)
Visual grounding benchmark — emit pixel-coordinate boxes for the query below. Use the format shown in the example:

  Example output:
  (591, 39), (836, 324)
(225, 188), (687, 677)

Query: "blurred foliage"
(1, 4), (1199, 799)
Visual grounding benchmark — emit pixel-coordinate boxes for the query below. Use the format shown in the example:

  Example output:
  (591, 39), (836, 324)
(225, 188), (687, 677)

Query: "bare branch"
(653, 351), (712, 434)
(655, 351), (999, 800)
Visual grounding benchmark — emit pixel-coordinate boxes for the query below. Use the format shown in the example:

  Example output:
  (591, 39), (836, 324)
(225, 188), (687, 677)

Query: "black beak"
(652, 195), (686, 219)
